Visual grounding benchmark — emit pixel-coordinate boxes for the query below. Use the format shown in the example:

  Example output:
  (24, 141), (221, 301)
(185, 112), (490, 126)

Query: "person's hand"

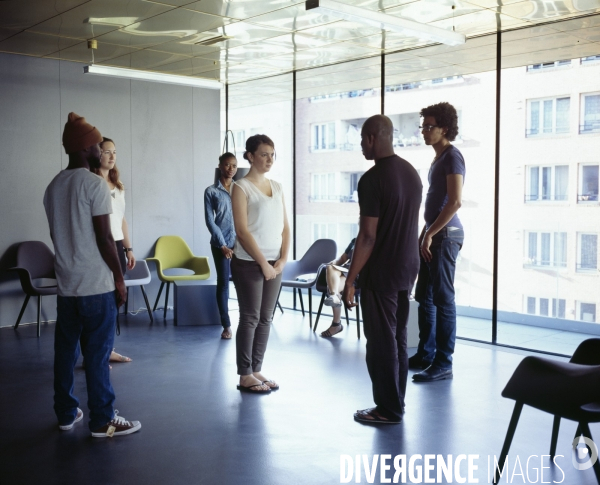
(420, 232), (433, 262)
(221, 246), (233, 259)
(273, 259), (286, 275)
(115, 280), (127, 307)
(126, 251), (136, 270)
(342, 281), (358, 310)
(261, 262), (277, 281)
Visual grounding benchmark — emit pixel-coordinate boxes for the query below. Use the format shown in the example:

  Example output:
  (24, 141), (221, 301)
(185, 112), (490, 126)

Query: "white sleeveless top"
(233, 178), (284, 262)
(109, 187), (125, 241)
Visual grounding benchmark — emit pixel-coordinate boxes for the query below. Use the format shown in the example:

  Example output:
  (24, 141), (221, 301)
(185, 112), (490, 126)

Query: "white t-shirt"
(43, 168), (115, 297)
(233, 178), (284, 262)
(109, 187), (125, 241)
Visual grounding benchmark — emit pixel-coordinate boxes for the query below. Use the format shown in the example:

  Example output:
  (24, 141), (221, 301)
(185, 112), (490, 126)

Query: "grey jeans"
(231, 256), (282, 375)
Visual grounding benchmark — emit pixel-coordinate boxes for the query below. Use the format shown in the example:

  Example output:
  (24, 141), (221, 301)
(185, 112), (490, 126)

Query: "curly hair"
(419, 102), (459, 141)
(92, 137), (124, 191)
(243, 134), (274, 162)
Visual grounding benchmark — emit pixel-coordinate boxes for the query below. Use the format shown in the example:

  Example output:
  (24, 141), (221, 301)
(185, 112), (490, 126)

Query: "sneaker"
(324, 294), (342, 308)
(59, 408), (83, 431)
(91, 410), (141, 438)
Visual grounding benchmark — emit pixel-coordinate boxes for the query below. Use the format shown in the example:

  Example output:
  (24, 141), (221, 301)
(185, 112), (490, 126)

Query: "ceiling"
(1, 0), (599, 91)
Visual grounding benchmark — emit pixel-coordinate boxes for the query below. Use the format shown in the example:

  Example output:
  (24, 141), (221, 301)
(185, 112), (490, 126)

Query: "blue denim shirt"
(204, 181), (235, 249)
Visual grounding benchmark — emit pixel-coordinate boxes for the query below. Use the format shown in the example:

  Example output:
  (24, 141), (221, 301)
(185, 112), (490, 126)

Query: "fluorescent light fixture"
(305, 0), (465, 46)
(83, 65), (222, 90)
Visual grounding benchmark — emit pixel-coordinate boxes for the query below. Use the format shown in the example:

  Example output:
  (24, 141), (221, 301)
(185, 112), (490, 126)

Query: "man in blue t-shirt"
(409, 102), (465, 382)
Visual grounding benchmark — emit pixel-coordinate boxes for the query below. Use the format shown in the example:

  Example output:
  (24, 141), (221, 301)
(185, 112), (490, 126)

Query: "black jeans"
(361, 288), (410, 420)
(210, 245), (231, 329)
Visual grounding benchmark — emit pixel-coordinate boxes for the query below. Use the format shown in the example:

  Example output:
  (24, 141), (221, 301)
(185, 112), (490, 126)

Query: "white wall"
(0, 53), (221, 327)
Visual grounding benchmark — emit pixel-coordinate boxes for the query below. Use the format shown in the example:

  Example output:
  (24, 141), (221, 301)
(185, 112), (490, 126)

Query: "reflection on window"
(580, 93), (600, 134)
(581, 55), (600, 65)
(578, 164), (599, 202)
(526, 165), (568, 201)
(231, 129), (245, 151)
(527, 97), (570, 136)
(313, 222), (337, 241)
(578, 302), (596, 322)
(525, 231), (567, 268)
(552, 298), (566, 319)
(311, 122), (336, 151)
(527, 60), (571, 71)
(577, 233), (598, 272)
(525, 296), (566, 318)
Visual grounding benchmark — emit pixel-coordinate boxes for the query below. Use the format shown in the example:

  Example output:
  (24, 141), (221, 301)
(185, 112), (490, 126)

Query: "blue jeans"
(54, 292), (117, 431)
(414, 227), (464, 369)
(211, 245), (231, 329)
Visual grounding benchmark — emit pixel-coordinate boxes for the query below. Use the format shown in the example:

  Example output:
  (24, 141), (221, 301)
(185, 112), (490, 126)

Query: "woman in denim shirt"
(204, 153), (238, 339)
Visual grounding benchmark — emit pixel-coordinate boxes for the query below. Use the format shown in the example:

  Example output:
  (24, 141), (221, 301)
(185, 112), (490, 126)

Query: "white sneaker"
(59, 408), (83, 430)
(91, 410), (142, 438)
(324, 294), (342, 308)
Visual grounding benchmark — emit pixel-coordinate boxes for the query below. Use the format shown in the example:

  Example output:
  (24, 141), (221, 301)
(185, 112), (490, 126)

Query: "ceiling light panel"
(0, 31), (82, 57)
(179, 0), (305, 20)
(430, 9), (529, 36)
(96, 8), (233, 49)
(27, 0), (174, 39)
(247, 4), (341, 32)
(385, 0), (483, 24)
(0, 0), (88, 31)
(84, 64), (222, 88)
(299, 20), (385, 41)
(496, 0), (600, 25)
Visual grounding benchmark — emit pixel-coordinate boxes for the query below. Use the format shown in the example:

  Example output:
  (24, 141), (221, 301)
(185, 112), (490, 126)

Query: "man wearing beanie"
(44, 112), (141, 437)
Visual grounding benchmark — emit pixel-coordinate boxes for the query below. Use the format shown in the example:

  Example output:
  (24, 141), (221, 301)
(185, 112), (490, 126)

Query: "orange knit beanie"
(62, 112), (102, 154)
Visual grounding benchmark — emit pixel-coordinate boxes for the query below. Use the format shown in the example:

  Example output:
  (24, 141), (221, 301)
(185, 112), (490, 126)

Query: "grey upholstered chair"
(275, 239), (337, 329)
(10, 241), (57, 337)
(494, 338), (600, 483)
(124, 260), (153, 322)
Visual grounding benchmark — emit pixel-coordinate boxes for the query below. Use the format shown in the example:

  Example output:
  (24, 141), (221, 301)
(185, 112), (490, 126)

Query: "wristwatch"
(125, 247), (133, 252)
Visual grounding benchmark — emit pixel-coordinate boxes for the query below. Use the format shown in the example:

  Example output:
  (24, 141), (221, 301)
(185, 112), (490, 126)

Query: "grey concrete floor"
(1, 293), (598, 485)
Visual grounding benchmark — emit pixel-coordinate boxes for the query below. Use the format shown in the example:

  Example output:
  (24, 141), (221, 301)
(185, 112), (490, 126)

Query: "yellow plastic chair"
(146, 236), (210, 319)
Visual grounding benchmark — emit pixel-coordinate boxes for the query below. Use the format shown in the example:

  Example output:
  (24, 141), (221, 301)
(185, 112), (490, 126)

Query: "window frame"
(311, 121), (337, 152)
(525, 165), (569, 202)
(526, 96), (571, 137)
(577, 163), (599, 203)
(576, 232), (598, 273)
(524, 231), (568, 269)
(579, 92), (600, 134)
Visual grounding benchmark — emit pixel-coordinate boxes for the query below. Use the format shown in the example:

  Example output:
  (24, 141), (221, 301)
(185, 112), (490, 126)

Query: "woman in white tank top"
(231, 134), (290, 393)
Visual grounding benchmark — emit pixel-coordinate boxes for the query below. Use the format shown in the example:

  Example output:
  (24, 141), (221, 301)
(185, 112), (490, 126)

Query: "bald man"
(343, 115), (422, 424)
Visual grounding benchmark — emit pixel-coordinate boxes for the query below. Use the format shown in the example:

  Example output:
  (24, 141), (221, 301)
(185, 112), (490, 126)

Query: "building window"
(552, 299), (566, 318)
(578, 302), (596, 322)
(230, 129), (245, 149)
(312, 223), (337, 241)
(526, 165), (568, 201)
(577, 233), (598, 272)
(311, 122), (336, 151)
(527, 97), (570, 136)
(539, 298), (549, 316)
(580, 93), (600, 134)
(527, 59), (571, 71)
(311, 173), (336, 202)
(525, 232), (567, 268)
(578, 164), (599, 202)
(526, 297), (536, 314)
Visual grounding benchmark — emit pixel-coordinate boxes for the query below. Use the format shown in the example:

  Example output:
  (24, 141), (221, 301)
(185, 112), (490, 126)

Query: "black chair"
(494, 338), (600, 483)
(312, 264), (361, 338)
(275, 239), (337, 329)
(10, 241), (57, 337)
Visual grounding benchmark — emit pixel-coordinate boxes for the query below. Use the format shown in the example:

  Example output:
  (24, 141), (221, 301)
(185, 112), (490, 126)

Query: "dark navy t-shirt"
(424, 145), (465, 229)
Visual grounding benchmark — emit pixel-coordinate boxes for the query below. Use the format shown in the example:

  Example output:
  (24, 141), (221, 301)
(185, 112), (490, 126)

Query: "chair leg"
(550, 415), (561, 457)
(344, 305), (350, 326)
(579, 423), (600, 482)
(308, 288), (312, 330)
(298, 289), (305, 316)
(163, 282), (170, 321)
(494, 402), (523, 484)
(14, 294), (31, 329)
(140, 286), (154, 322)
(273, 285), (283, 318)
(153, 282), (165, 311)
(125, 287), (129, 314)
(313, 294), (326, 332)
(37, 295), (41, 338)
(356, 294), (361, 339)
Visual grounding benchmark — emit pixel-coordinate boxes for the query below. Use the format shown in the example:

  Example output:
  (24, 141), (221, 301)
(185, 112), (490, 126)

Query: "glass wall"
(498, 21), (600, 354)
(223, 13), (600, 353)
(384, 38), (497, 342)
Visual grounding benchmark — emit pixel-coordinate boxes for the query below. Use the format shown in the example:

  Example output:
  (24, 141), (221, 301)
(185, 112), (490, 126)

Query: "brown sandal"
(320, 322), (343, 338)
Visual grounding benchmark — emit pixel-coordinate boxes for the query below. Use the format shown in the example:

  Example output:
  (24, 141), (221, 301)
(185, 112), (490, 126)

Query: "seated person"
(320, 238), (356, 338)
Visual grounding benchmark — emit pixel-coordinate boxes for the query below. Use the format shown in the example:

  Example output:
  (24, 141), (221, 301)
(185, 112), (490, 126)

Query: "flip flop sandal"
(354, 408), (401, 425)
(262, 379), (279, 391)
(237, 384), (271, 394)
(320, 323), (343, 338)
